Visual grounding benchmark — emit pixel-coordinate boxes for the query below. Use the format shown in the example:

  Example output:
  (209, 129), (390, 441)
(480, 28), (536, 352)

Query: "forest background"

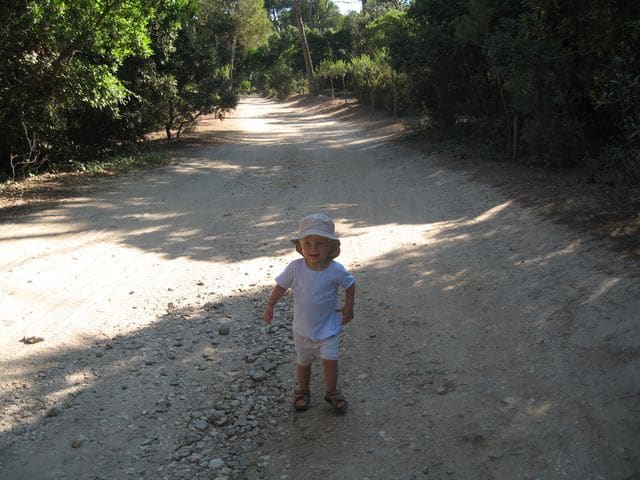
(1, 0), (639, 183)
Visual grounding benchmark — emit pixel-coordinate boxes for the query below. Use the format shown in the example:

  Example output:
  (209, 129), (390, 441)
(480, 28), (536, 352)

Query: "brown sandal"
(293, 389), (310, 411)
(324, 390), (348, 413)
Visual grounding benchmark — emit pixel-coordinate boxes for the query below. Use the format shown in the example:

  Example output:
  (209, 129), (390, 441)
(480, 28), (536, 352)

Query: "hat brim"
(291, 228), (338, 241)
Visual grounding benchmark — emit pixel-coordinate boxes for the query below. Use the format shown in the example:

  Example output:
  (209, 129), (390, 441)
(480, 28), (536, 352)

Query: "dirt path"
(1, 96), (639, 480)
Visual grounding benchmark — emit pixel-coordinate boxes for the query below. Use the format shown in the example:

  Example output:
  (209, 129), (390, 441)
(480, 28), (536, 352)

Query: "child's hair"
(293, 238), (341, 260)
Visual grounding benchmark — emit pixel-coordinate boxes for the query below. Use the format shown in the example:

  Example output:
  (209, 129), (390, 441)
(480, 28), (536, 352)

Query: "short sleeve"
(336, 262), (355, 289)
(275, 261), (296, 289)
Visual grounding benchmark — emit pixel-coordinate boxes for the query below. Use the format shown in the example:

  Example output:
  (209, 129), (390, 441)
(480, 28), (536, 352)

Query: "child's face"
(300, 235), (332, 269)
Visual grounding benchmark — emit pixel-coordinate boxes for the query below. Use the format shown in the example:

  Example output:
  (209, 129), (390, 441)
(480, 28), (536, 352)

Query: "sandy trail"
(1, 95), (639, 479)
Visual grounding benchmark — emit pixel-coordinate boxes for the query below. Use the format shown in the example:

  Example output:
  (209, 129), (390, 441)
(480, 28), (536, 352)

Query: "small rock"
(46, 407), (61, 417)
(173, 446), (191, 459)
(214, 416), (228, 427)
(249, 370), (267, 382)
(207, 410), (226, 422)
(219, 325), (230, 336)
(156, 399), (171, 413)
(20, 336), (44, 345)
(488, 450), (503, 460)
(192, 419), (209, 431)
(182, 432), (203, 445)
(261, 361), (277, 372)
(209, 458), (226, 471)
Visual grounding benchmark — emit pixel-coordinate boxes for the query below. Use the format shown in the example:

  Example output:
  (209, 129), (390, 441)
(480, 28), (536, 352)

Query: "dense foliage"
(2, 0), (638, 180)
(244, 0), (639, 179)
(398, 0), (639, 174)
(0, 0), (271, 177)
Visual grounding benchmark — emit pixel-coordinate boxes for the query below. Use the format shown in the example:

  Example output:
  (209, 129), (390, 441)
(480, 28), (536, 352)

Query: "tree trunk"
(512, 114), (518, 162)
(293, 0), (316, 96)
(342, 75), (347, 103)
(166, 102), (174, 140)
(229, 36), (237, 83)
(393, 78), (397, 119)
(496, 72), (513, 157)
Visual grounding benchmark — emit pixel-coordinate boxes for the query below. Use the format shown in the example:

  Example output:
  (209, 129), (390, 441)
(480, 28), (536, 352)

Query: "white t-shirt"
(275, 258), (355, 341)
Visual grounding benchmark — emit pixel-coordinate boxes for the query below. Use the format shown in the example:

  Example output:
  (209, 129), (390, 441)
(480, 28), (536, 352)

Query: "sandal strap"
(293, 389), (310, 411)
(325, 390), (344, 400)
(324, 390), (348, 413)
(294, 388), (310, 398)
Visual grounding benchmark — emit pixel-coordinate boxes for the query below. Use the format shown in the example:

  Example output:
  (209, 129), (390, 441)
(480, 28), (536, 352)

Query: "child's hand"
(262, 307), (274, 324)
(263, 285), (286, 325)
(338, 305), (354, 324)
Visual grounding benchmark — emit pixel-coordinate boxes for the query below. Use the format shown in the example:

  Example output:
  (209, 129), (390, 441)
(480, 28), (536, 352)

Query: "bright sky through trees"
(335, 0), (360, 14)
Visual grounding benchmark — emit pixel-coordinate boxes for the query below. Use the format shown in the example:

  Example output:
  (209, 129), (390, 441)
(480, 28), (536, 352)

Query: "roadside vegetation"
(1, 0), (638, 183)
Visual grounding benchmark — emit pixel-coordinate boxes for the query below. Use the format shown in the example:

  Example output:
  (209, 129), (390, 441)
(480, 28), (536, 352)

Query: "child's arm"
(339, 283), (356, 324)
(263, 284), (287, 324)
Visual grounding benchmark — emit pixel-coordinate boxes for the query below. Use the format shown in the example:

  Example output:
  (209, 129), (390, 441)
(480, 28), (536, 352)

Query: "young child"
(262, 213), (356, 413)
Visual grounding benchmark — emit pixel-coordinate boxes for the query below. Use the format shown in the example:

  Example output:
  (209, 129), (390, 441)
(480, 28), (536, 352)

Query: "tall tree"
(223, 0), (273, 81)
(293, 0), (316, 94)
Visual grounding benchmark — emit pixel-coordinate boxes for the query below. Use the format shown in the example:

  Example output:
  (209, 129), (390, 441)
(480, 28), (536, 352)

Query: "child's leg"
(296, 363), (312, 390)
(319, 335), (347, 412)
(322, 359), (348, 413)
(293, 334), (315, 409)
(294, 363), (312, 410)
(321, 359), (338, 394)
(319, 335), (341, 394)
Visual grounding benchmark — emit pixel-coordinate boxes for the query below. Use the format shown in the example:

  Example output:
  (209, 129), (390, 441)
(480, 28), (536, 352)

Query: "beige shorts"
(294, 333), (339, 365)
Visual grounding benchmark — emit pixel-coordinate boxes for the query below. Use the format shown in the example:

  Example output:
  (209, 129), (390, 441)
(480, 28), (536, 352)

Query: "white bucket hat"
(291, 213), (338, 241)
(291, 213), (341, 259)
